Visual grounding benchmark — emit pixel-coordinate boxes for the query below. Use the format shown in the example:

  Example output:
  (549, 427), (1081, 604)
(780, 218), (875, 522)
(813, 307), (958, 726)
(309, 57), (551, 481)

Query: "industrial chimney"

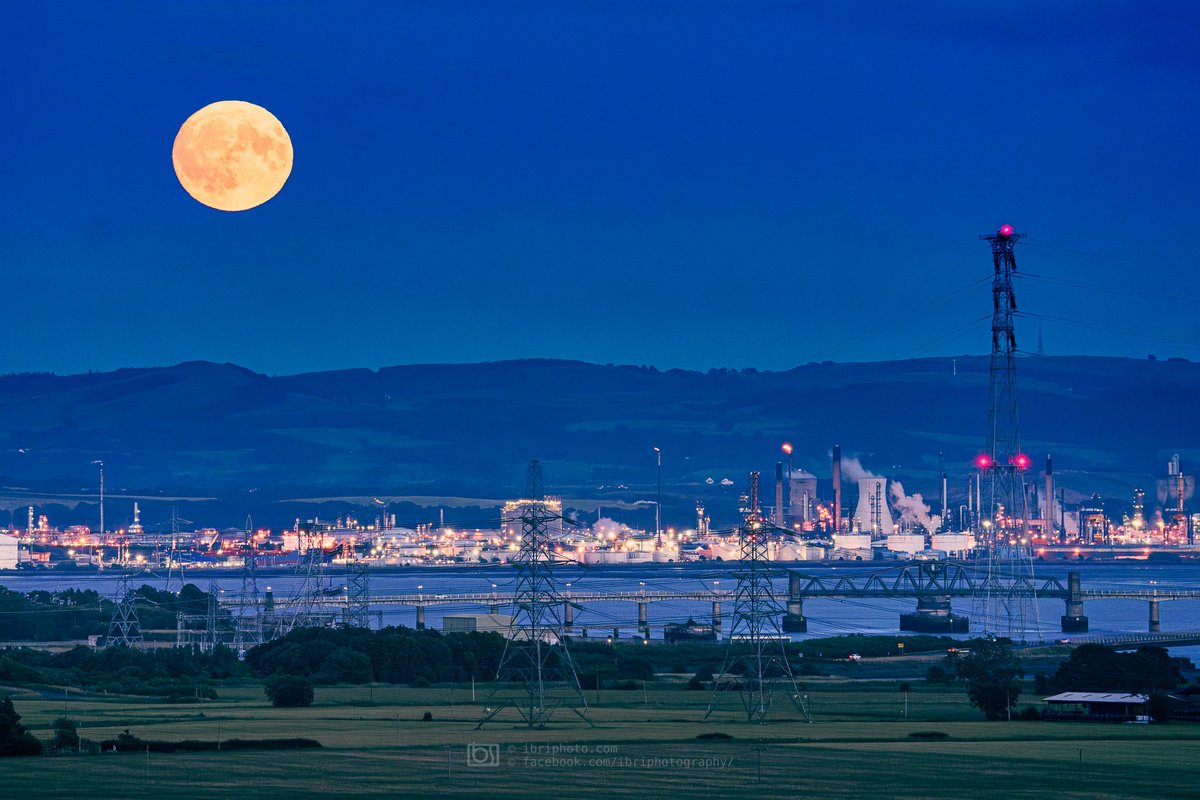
(775, 461), (784, 527)
(1045, 454), (1055, 540)
(832, 445), (842, 534)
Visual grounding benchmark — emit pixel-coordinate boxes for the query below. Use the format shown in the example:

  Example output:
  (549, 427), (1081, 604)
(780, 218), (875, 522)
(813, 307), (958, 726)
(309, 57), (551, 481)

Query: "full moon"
(172, 100), (293, 212)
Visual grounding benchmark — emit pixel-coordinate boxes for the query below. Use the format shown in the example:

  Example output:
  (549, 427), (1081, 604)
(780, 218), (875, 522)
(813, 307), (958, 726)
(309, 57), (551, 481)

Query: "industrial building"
(441, 614), (514, 634)
(1042, 692), (1150, 723)
(663, 618), (717, 644)
(0, 533), (18, 569)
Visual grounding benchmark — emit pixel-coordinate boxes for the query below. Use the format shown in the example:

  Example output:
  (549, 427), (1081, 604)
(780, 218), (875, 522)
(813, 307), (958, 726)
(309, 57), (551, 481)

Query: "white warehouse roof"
(1044, 692), (1148, 704)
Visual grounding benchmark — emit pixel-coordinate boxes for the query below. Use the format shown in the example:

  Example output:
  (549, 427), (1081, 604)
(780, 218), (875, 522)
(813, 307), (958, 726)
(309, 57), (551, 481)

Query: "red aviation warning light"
(998, 224), (1014, 237)
(1012, 453), (1031, 470)
(975, 454), (993, 470)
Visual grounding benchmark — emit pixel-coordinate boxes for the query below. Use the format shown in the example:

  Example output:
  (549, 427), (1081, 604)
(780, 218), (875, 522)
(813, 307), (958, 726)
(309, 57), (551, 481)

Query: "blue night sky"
(3, 1), (1198, 376)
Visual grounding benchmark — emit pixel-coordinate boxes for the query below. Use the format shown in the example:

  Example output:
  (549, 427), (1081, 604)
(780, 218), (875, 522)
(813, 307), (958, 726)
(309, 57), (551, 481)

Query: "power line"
(1020, 239), (1172, 270)
(808, 272), (991, 362)
(1018, 272), (1200, 308)
(902, 314), (992, 359)
(1019, 311), (1200, 348)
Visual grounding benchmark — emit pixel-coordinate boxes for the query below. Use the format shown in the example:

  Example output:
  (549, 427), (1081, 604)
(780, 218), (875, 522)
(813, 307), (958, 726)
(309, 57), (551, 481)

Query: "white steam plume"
(592, 517), (634, 540)
(838, 455), (878, 483)
(889, 481), (942, 533)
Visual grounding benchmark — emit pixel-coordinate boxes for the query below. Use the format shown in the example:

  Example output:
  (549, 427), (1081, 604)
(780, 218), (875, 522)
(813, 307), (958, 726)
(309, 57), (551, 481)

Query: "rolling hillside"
(0, 355), (1194, 528)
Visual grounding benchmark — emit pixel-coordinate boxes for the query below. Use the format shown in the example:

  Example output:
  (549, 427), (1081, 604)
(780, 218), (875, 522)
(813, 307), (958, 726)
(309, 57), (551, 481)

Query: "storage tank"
(583, 550), (625, 565)
(772, 541), (809, 562)
(886, 534), (926, 554)
(931, 533), (974, 555)
(833, 533), (872, 550)
(0, 533), (17, 570)
(710, 542), (741, 561)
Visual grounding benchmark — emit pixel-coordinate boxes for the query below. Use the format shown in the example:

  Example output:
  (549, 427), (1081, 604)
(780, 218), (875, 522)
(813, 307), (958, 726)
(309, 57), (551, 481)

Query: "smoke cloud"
(838, 455), (878, 483)
(829, 453), (943, 533)
(592, 517), (634, 539)
(889, 481), (942, 533)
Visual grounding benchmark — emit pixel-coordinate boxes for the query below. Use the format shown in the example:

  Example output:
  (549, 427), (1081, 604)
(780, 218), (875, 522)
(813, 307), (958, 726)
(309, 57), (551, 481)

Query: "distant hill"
(0, 355), (1195, 528)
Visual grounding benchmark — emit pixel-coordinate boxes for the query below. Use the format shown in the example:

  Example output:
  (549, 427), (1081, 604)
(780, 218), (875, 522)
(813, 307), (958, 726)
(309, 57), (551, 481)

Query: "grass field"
(2, 679), (1197, 799)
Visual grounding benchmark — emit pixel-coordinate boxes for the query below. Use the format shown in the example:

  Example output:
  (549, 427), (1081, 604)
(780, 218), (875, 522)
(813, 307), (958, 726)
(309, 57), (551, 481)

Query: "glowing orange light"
(781, 442), (793, 455)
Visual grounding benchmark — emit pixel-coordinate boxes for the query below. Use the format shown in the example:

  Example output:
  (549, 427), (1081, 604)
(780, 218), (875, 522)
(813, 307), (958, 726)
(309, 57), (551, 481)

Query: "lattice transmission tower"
(345, 559), (370, 628)
(275, 527), (330, 635)
(234, 524), (264, 653)
(164, 507), (188, 594)
(477, 460), (591, 729)
(105, 572), (143, 647)
(205, 578), (223, 652)
(973, 224), (1041, 640)
(706, 472), (808, 723)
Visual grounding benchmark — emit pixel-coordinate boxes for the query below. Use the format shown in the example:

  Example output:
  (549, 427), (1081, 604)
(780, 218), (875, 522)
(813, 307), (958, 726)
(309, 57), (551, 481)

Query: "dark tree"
(926, 664), (954, 685)
(0, 698), (43, 756)
(51, 717), (80, 752)
(312, 647), (374, 685)
(1048, 644), (1183, 694)
(1148, 692), (1171, 723)
(952, 640), (1022, 721)
(114, 729), (145, 752)
(265, 674), (315, 708)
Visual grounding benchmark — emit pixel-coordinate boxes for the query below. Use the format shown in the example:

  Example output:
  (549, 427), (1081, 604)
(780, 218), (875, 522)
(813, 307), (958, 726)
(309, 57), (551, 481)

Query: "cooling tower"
(853, 477), (894, 538)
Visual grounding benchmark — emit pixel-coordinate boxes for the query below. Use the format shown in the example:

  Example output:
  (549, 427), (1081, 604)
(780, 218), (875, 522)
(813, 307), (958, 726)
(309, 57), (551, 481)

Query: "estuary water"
(5, 561), (1200, 654)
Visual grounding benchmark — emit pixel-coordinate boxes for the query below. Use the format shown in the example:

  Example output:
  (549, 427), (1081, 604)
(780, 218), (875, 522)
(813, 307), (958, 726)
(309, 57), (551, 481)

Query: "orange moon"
(172, 100), (293, 212)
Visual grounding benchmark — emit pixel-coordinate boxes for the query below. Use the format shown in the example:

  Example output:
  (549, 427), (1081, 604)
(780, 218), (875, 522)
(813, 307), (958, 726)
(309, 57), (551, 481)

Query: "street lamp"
(653, 447), (662, 548)
(781, 442), (794, 524)
(91, 460), (104, 539)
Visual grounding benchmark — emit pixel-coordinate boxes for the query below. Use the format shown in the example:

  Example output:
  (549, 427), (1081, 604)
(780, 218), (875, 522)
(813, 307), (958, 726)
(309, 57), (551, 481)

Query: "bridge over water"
(222, 560), (1200, 639)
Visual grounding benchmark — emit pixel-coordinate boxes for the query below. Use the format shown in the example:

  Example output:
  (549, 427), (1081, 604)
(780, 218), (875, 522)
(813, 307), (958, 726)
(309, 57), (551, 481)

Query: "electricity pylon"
(706, 472), (808, 723)
(165, 507), (189, 594)
(277, 527), (327, 635)
(345, 560), (370, 628)
(105, 572), (143, 647)
(233, 531), (263, 652)
(973, 224), (1041, 640)
(477, 460), (591, 729)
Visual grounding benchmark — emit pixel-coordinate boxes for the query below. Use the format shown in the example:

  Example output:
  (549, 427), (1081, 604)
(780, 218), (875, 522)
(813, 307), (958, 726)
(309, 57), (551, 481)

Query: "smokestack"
(775, 462), (784, 527)
(1045, 453), (1054, 538)
(976, 473), (982, 530)
(939, 452), (947, 531)
(832, 445), (842, 534)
